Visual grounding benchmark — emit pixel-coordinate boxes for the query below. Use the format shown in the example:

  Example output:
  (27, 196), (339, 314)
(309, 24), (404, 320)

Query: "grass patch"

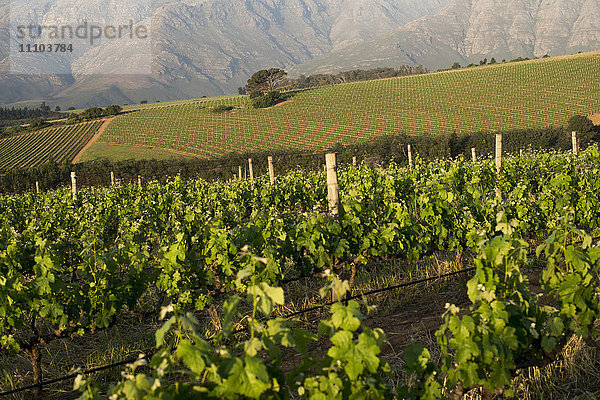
(77, 143), (196, 163)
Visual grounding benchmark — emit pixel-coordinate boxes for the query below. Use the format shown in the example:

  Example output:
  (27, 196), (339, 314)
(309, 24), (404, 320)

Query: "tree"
(80, 107), (104, 120)
(54, 106), (61, 112)
(451, 62), (461, 69)
(567, 115), (594, 133)
(489, 58), (497, 64)
(40, 102), (50, 114)
(237, 87), (246, 95)
(104, 105), (122, 116)
(245, 68), (288, 95)
(29, 118), (45, 130)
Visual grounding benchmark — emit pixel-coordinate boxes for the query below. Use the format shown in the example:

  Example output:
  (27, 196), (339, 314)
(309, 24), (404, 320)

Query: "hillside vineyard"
(99, 52), (600, 158)
(0, 120), (103, 169)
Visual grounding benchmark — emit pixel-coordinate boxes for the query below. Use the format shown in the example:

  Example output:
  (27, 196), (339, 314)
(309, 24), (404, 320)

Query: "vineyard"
(1, 143), (600, 398)
(0, 120), (104, 170)
(92, 51), (600, 159)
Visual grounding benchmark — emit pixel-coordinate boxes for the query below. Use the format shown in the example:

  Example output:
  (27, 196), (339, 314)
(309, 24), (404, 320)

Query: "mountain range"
(0, 0), (599, 108)
(292, 0), (600, 74)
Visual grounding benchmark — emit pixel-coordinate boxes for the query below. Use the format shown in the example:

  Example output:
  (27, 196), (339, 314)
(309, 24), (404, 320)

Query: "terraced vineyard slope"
(92, 51), (600, 159)
(0, 120), (104, 170)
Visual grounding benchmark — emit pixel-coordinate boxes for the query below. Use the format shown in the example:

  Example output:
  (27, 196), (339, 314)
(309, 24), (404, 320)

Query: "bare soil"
(71, 117), (116, 163)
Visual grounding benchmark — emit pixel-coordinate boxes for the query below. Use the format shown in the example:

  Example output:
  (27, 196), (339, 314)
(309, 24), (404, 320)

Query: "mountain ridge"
(291, 0), (600, 75)
(0, 0), (449, 107)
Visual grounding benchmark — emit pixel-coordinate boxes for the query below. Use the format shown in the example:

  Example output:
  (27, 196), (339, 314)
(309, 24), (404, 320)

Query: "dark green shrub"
(66, 113), (82, 125)
(2, 125), (25, 138)
(80, 107), (104, 120)
(104, 105), (123, 116)
(211, 105), (234, 113)
(567, 115), (594, 133)
(251, 91), (282, 109)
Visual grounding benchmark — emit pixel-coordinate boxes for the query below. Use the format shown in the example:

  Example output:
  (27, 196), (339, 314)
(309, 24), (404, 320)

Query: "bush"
(1, 125), (25, 138)
(567, 115), (594, 133)
(104, 105), (122, 116)
(66, 113), (82, 125)
(80, 107), (104, 120)
(211, 105), (234, 114)
(251, 91), (282, 109)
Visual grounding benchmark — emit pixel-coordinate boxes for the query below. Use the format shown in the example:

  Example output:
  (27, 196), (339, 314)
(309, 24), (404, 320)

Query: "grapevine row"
(0, 120), (104, 170)
(1, 146), (599, 395)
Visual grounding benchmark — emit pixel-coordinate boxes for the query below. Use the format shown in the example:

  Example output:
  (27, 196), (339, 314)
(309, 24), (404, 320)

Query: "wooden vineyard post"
(238, 165), (242, 180)
(471, 147), (477, 163)
(407, 144), (413, 169)
(495, 133), (503, 173)
(248, 158), (254, 186)
(326, 153), (342, 303)
(352, 156), (357, 168)
(71, 172), (77, 204)
(110, 171), (115, 186)
(495, 133), (503, 199)
(137, 175), (142, 187)
(325, 153), (341, 219)
(268, 156), (275, 184)
(572, 131), (578, 155)
(35, 181), (39, 194)
(519, 149), (523, 157)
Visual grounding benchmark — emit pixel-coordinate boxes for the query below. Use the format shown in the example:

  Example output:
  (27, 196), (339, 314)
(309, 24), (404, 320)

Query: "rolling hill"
(2, 51), (598, 170)
(76, 51), (600, 162)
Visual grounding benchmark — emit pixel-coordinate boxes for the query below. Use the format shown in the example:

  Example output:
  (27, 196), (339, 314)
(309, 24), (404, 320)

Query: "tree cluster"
(446, 54), (552, 71)
(0, 102), (62, 126)
(66, 105), (122, 124)
(288, 66), (428, 89)
(239, 66), (429, 96)
(1, 105), (123, 138)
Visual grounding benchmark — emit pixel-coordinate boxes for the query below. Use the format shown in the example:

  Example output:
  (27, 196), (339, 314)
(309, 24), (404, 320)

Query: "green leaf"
(220, 356), (271, 399)
(248, 283), (284, 317)
(221, 296), (240, 336)
(403, 342), (431, 373)
(330, 301), (362, 331)
(244, 337), (263, 357)
(155, 316), (176, 348)
(176, 339), (206, 375)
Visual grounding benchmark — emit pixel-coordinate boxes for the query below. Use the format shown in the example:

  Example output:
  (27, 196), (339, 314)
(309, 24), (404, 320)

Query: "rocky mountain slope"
(0, 0), (449, 107)
(292, 0), (600, 75)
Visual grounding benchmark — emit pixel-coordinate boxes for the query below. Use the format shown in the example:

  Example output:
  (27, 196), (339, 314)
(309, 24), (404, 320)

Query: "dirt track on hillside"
(71, 117), (115, 164)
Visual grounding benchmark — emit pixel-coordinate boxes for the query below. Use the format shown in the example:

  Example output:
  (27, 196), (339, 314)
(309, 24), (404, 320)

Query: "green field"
(0, 120), (103, 170)
(92, 51), (600, 159)
(78, 142), (196, 163)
